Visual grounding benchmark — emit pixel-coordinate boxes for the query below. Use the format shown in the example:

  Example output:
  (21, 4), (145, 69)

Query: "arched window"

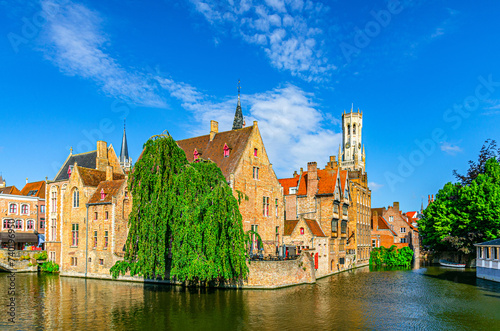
(100, 189), (105, 201)
(300, 227), (305, 235)
(353, 124), (356, 134)
(223, 144), (230, 157)
(347, 124), (350, 135)
(73, 188), (79, 208)
(9, 204), (17, 214)
(27, 220), (34, 230)
(51, 189), (57, 213)
(21, 204), (29, 215)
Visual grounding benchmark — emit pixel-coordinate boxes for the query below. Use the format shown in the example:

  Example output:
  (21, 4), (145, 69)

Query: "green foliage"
(40, 261), (59, 273)
(420, 157), (500, 256)
(34, 251), (48, 260)
(20, 255), (30, 261)
(370, 246), (414, 267)
(111, 134), (248, 282)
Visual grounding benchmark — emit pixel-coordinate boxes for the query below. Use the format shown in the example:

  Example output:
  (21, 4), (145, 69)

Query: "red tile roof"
(339, 170), (348, 192)
(284, 220), (299, 236)
(177, 126), (254, 181)
(20, 181), (46, 199)
(279, 176), (299, 195)
(304, 219), (326, 237)
(88, 179), (126, 203)
(0, 186), (21, 195)
(77, 167), (125, 187)
(406, 211), (418, 219)
(376, 216), (397, 236)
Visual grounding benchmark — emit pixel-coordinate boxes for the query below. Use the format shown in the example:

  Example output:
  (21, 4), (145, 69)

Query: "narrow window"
(104, 231), (109, 249)
(254, 148), (258, 157)
(253, 167), (259, 180)
(15, 220), (23, 230)
(94, 212), (98, 220)
(300, 227), (305, 235)
(223, 144), (230, 157)
(275, 199), (278, 217)
(353, 124), (356, 134)
(40, 205), (45, 214)
(51, 219), (57, 241)
(341, 220), (347, 234)
(100, 189), (105, 201)
(21, 204), (29, 214)
(27, 220), (34, 230)
(73, 189), (79, 208)
(71, 257), (78, 266)
(40, 219), (45, 229)
(99, 259), (104, 265)
(485, 247), (490, 259)
(347, 124), (350, 135)
(193, 149), (199, 160)
(262, 197), (269, 216)
(331, 219), (338, 233)
(93, 231), (98, 248)
(71, 223), (79, 246)
(51, 191), (57, 213)
(389, 216), (394, 222)
(105, 211), (109, 220)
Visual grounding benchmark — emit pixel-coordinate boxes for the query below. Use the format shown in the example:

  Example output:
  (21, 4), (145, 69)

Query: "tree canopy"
(110, 134), (248, 282)
(420, 150), (500, 256)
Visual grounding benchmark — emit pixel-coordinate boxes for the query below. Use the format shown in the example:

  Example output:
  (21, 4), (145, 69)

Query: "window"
(478, 247), (483, 259)
(331, 219), (338, 232)
(9, 204), (17, 214)
(193, 149), (200, 160)
(94, 212), (98, 220)
(21, 204), (29, 215)
(341, 220), (347, 234)
(372, 239), (377, 248)
(275, 199), (278, 217)
(51, 219), (57, 241)
(73, 189), (79, 208)
(347, 124), (350, 135)
(105, 211), (109, 220)
(253, 167), (259, 180)
(49, 251), (56, 262)
(223, 144), (230, 157)
(353, 124), (356, 134)
(2, 219), (12, 230)
(262, 197), (270, 216)
(289, 187), (297, 194)
(40, 219), (45, 229)
(339, 240), (345, 252)
(27, 220), (34, 230)
(300, 227), (305, 235)
(93, 231), (98, 248)
(99, 259), (104, 265)
(400, 238), (407, 243)
(251, 225), (259, 250)
(333, 203), (339, 214)
(389, 216), (394, 222)
(104, 231), (109, 249)
(485, 247), (490, 259)
(71, 257), (77, 266)
(124, 191), (128, 198)
(492, 247), (498, 260)
(254, 148), (258, 157)
(40, 205), (45, 214)
(71, 223), (79, 246)
(400, 227), (406, 233)
(100, 189), (105, 201)
(342, 204), (348, 216)
(14, 220), (23, 230)
(51, 191), (57, 213)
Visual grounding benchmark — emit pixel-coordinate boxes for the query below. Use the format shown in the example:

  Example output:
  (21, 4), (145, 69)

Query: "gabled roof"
(54, 151), (97, 182)
(304, 219), (327, 237)
(177, 126), (254, 181)
(279, 176), (299, 195)
(475, 238), (500, 246)
(284, 220), (299, 236)
(339, 170), (348, 193)
(88, 179), (126, 204)
(406, 211), (418, 219)
(295, 168), (342, 196)
(0, 186), (21, 195)
(20, 181), (45, 198)
(77, 167), (125, 187)
(375, 216), (397, 237)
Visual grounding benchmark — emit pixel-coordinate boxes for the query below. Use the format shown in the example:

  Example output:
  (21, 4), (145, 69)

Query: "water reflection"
(1, 266), (499, 330)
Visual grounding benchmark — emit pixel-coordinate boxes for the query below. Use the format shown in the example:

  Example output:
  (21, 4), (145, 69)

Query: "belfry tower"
(339, 106), (365, 173)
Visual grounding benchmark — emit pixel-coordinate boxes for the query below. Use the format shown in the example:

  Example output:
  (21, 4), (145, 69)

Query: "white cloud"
(39, 0), (166, 108)
(188, 0), (335, 82)
(440, 142), (462, 155)
(368, 182), (383, 191)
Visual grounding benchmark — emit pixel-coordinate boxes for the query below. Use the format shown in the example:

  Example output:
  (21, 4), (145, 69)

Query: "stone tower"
(340, 106), (365, 173)
(120, 120), (132, 172)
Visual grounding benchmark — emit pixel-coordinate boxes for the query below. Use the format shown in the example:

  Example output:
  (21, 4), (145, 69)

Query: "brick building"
(177, 92), (284, 256)
(280, 161), (353, 275)
(45, 140), (126, 270)
(371, 203), (420, 257)
(0, 179), (46, 249)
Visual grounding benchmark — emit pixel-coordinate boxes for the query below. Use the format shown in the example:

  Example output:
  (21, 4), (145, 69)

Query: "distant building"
(0, 174), (5, 188)
(475, 239), (500, 283)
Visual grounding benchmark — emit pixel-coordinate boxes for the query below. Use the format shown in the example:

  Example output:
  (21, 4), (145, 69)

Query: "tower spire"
(120, 119), (131, 171)
(232, 79), (244, 130)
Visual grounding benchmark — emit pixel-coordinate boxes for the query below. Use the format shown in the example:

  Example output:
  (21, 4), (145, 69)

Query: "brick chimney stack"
(393, 202), (400, 211)
(106, 165), (113, 181)
(307, 162), (318, 196)
(210, 120), (218, 142)
(96, 141), (108, 171)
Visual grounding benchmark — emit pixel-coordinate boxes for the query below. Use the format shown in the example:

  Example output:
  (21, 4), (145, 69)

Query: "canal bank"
(1, 266), (499, 330)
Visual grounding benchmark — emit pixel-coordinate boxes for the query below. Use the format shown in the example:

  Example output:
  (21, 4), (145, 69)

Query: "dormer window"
(100, 189), (105, 201)
(223, 144), (230, 158)
(194, 149), (200, 160)
(254, 148), (258, 157)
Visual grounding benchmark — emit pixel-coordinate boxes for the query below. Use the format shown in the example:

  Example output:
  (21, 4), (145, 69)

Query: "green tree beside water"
(370, 246), (414, 267)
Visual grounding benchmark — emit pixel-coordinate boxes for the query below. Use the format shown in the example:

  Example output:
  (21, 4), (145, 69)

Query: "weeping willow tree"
(110, 133), (248, 282)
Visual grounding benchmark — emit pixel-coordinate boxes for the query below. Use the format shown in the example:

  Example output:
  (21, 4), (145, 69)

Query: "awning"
(0, 232), (39, 243)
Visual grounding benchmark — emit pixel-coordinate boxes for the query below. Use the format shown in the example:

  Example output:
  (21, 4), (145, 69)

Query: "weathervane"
(238, 79), (241, 95)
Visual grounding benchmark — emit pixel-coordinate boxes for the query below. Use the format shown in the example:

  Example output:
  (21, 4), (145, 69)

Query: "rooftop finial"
(232, 79), (244, 130)
(70, 147), (73, 154)
(351, 103), (353, 112)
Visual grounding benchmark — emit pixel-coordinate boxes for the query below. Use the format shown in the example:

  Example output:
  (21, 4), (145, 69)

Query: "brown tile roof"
(77, 167), (125, 187)
(20, 181), (46, 198)
(339, 170), (348, 193)
(0, 186), (21, 195)
(279, 176), (299, 195)
(406, 211), (418, 219)
(177, 126), (254, 181)
(304, 219), (327, 237)
(284, 220), (299, 236)
(296, 168), (340, 196)
(376, 216), (397, 236)
(88, 179), (126, 203)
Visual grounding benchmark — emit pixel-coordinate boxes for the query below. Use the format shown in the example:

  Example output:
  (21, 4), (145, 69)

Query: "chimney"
(373, 210), (378, 218)
(307, 162), (318, 196)
(106, 165), (113, 181)
(210, 120), (218, 142)
(300, 167), (303, 175)
(393, 202), (400, 211)
(96, 141), (108, 171)
(26, 177), (28, 184)
(253, 120), (258, 128)
(293, 170), (298, 177)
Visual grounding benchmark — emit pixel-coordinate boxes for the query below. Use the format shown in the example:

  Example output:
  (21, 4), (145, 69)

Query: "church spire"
(232, 80), (244, 130)
(120, 119), (132, 171)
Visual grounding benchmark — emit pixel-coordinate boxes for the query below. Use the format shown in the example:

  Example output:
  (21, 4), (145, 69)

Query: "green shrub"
(20, 255), (30, 261)
(370, 246), (414, 267)
(34, 251), (48, 261)
(40, 261), (59, 273)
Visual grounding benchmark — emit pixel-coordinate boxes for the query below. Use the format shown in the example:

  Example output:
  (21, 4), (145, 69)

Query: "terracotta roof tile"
(77, 167), (125, 187)
(295, 168), (340, 196)
(377, 216), (397, 236)
(20, 181), (46, 198)
(88, 180), (126, 203)
(279, 176), (299, 195)
(304, 219), (326, 237)
(0, 186), (21, 195)
(284, 220), (299, 236)
(177, 126), (254, 181)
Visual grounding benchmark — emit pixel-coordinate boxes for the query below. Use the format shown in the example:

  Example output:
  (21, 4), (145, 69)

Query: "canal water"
(1, 266), (499, 330)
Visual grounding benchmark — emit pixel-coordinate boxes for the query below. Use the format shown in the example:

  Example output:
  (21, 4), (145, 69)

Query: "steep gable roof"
(20, 181), (46, 198)
(279, 176), (299, 195)
(376, 216), (397, 236)
(54, 151), (97, 182)
(304, 219), (327, 237)
(284, 220), (299, 236)
(296, 168), (340, 196)
(0, 186), (21, 195)
(88, 179), (126, 203)
(77, 166), (125, 187)
(177, 126), (254, 181)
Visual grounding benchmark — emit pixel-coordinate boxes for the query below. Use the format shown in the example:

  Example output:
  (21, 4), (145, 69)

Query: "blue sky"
(1, 0), (500, 211)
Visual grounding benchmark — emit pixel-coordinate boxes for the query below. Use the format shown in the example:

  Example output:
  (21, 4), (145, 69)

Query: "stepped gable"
(88, 179), (126, 203)
(78, 167), (125, 187)
(54, 151), (97, 181)
(176, 126), (253, 181)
